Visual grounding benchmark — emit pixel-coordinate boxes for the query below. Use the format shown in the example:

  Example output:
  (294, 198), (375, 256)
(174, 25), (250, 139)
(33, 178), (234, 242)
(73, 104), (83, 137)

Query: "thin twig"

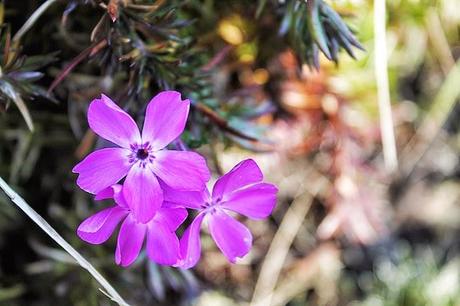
(0, 177), (130, 306)
(12, 0), (60, 43)
(374, 0), (398, 172)
(48, 39), (108, 93)
(192, 102), (262, 142)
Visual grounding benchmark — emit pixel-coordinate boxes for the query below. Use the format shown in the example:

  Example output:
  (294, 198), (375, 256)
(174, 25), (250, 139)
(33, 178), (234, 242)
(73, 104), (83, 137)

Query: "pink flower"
(73, 91), (210, 223)
(162, 159), (278, 268)
(77, 185), (187, 267)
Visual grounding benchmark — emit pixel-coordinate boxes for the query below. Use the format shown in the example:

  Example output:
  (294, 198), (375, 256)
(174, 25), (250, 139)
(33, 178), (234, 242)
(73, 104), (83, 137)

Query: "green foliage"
(0, 25), (57, 131)
(345, 245), (460, 306)
(279, 0), (364, 69)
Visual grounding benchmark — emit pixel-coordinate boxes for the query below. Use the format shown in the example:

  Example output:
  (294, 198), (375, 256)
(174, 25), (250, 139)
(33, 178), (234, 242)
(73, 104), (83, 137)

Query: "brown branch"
(192, 102), (262, 142)
(201, 45), (233, 72)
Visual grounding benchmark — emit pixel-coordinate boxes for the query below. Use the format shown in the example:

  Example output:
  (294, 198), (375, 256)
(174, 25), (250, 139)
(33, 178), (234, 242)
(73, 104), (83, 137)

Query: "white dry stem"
(250, 170), (329, 306)
(250, 192), (313, 306)
(0, 176), (130, 306)
(374, 0), (398, 172)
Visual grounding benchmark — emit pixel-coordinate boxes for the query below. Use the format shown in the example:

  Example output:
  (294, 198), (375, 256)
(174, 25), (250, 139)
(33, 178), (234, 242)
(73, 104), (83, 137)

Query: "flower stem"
(0, 176), (130, 306)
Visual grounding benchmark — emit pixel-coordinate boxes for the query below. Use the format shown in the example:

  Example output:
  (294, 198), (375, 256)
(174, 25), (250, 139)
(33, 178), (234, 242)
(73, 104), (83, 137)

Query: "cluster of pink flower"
(73, 91), (278, 268)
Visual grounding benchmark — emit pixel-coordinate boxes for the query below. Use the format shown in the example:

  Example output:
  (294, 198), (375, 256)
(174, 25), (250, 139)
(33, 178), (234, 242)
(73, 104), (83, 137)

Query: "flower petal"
(152, 150), (210, 191)
(88, 94), (141, 148)
(177, 213), (205, 269)
(123, 165), (162, 223)
(77, 206), (128, 244)
(154, 207), (188, 231)
(212, 159), (263, 200)
(142, 91), (190, 150)
(207, 210), (252, 263)
(73, 148), (131, 194)
(161, 182), (210, 210)
(220, 183), (278, 219)
(94, 185), (129, 209)
(115, 214), (146, 267)
(146, 221), (180, 265)
(94, 187), (114, 200)
(111, 184), (129, 208)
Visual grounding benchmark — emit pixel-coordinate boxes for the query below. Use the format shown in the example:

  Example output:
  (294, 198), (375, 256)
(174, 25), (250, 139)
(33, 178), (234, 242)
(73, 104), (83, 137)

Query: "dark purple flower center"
(128, 143), (154, 167)
(201, 196), (222, 209)
(136, 148), (149, 160)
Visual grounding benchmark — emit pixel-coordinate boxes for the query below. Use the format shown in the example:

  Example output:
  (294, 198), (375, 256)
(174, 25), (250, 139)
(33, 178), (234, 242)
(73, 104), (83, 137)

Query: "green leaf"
(307, 0), (332, 60)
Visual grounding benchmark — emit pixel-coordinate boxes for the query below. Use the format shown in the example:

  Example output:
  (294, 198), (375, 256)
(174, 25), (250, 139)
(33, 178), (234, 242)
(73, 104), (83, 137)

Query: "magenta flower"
(77, 184), (187, 267)
(72, 91), (210, 223)
(162, 159), (278, 268)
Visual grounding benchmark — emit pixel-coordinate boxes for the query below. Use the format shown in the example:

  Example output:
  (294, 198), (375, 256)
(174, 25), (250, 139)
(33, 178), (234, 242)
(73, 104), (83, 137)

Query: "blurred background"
(0, 0), (459, 305)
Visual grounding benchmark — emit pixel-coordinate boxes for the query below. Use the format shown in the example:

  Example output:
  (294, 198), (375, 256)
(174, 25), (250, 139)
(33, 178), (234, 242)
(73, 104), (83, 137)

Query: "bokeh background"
(0, 1), (459, 305)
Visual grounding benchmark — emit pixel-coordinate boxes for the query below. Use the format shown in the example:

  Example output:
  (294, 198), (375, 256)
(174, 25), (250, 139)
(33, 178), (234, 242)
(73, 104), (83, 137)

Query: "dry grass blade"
(250, 192), (313, 306)
(269, 243), (341, 306)
(0, 177), (130, 306)
(11, 0), (59, 54)
(250, 170), (329, 306)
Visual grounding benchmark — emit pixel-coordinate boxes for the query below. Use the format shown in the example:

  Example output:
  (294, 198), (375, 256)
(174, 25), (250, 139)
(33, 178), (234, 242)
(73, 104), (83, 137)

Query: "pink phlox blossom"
(73, 91), (210, 223)
(162, 159), (278, 269)
(77, 184), (187, 267)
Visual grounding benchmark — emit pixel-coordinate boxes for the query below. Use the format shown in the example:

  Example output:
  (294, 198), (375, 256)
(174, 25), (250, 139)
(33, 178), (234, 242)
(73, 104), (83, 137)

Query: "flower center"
(136, 148), (149, 160)
(201, 197), (222, 209)
(128, 142), (154, 167)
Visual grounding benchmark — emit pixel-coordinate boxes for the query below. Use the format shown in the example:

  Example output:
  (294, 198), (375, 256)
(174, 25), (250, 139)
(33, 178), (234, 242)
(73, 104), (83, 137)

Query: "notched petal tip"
(87, 94), (141, 148)
(221, 182), (278, 220)
(142, 90), (191, 150)
(100, 93), (110, 100)
(72, 161), (83, 173)
(212, 158), (264, 199)
(77, 206), (127, 245)
(94, 185), (115, 200)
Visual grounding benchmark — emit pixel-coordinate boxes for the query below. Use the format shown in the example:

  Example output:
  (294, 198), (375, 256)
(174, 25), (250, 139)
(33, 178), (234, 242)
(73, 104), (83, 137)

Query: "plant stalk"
(374, 0), (398, 172)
